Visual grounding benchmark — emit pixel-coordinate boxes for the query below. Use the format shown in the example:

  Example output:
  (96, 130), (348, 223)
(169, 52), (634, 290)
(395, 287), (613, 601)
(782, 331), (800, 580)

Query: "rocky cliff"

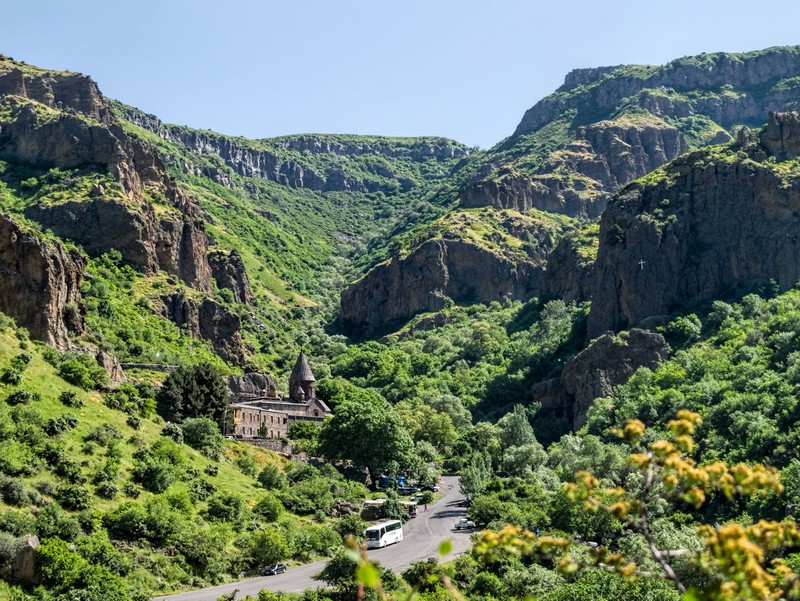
(0, 57), (112, 123)
(162, 293), (247, 365)
(117, 104), (469, 193)
(514, 46), (800, 137)
(462, 46), (800, 220)
(462, 117), (688, 218)
(0, 60), (214, 294)
(560, 329), (668, 428)
(0, 213), (84, 347)
(208, 249), (253, 305)
(588, 111), (800, 337)
(340, 237), (547, 337)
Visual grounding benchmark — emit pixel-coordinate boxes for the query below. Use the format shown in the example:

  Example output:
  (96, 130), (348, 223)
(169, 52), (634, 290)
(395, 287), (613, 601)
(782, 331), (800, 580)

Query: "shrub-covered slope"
(341, 46), (800, 337)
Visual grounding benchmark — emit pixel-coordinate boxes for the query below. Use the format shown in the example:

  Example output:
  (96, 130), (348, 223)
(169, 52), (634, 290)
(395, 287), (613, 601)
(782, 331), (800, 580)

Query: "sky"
(3, 1), (800, 148)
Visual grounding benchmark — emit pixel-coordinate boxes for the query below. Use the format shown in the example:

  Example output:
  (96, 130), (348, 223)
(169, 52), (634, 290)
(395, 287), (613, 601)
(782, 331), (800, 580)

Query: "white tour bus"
(364, 520), (404, 549)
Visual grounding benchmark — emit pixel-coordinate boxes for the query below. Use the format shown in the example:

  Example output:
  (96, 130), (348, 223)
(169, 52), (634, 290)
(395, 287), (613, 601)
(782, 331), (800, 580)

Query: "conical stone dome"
(290, 352), (316, 384)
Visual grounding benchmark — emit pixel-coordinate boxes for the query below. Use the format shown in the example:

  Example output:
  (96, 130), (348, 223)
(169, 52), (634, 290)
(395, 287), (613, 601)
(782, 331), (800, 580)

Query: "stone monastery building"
(230, 352), (331, 438)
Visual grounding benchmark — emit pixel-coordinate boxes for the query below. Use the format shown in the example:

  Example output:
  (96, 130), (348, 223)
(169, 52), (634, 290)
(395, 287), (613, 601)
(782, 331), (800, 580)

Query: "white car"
(454, 518), (476, 530)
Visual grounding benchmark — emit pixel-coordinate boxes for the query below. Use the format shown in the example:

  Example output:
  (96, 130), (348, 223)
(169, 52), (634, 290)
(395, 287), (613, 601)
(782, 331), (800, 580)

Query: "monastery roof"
(290, 352), (316, 383)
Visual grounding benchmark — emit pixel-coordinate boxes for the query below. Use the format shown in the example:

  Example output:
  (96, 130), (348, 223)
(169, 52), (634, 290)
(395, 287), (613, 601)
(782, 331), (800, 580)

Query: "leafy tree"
(459, 452), (491, 499)
(318, 396), (416, 475)
(497, 404), (537, 450)
(288, 420), (319, 440)
(181, 417), (225, 460)
(253, 493), (284, 522)
(502, 442), (547, 479)
(155, 362), (228, 426)
(334, 514), (367, 539)
(258, 464), (288, 490)
(247, 528), (290, 568)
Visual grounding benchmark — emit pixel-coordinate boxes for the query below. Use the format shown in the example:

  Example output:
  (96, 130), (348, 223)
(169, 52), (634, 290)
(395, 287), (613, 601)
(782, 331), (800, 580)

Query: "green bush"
(1, 368), (22, 385)
(5, 390), (32, 405)
(58, 355), (108, 390)
(56, 484), (92, 511)
(257, 464), (287, 490)
(234, 452), (259, 477)
(181, 417), (224, 460)
(253, 493), (283, 522)
(205, 492), (246, 525)
(86, 424), (123, 446)
(161, 422), (184, 444)
(131, 454), (175, 494)
(58, 390), (84, 408)
(0, 477), (29, 506)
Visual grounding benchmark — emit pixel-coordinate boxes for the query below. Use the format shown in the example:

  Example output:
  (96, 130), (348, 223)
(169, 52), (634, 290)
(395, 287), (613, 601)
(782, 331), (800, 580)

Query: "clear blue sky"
(3, 1), (800, 148)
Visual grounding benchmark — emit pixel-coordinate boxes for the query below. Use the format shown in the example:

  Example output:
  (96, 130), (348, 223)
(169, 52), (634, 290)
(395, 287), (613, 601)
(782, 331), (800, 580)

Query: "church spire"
(289, 351), (316, 402)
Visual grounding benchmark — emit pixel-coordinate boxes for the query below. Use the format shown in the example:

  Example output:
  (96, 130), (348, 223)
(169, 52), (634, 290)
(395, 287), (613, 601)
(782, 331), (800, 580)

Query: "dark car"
(263, 563), (286, 575)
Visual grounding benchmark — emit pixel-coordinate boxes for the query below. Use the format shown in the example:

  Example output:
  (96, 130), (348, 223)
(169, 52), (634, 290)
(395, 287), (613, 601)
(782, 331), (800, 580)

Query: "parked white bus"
(364, 520), (404, 549)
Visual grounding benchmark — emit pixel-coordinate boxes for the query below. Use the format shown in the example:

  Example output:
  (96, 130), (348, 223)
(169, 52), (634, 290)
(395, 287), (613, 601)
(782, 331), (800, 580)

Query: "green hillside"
(0, 317), (379, 599)
(5, 46), (800, 601)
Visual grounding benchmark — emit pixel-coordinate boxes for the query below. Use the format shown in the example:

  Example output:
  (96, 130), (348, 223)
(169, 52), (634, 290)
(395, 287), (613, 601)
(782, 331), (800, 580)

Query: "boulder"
(0, 213), (84, 347)
(561, 329), (668, 428)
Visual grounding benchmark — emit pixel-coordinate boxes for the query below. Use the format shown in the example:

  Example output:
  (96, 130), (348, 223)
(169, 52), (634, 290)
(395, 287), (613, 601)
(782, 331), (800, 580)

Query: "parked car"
(454, 518), (476, 530)
(421, 484), (440, 492)
(263, 563), (287, 575)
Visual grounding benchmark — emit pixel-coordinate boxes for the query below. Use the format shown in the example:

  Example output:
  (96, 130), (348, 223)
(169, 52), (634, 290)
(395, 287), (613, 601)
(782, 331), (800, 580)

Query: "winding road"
(153, 475), (472, 600)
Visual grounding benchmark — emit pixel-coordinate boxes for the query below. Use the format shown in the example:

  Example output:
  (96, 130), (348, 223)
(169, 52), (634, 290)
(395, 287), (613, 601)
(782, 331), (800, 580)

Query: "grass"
(0, 326), (276, 514)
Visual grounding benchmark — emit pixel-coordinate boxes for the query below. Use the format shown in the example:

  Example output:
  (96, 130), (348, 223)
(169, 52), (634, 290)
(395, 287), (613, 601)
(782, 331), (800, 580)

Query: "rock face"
(163, 293), (246, 365)
(340, 239), (545, 337)
(588, 112), (800, 337)
(515, 47), (800, 136)
(118, 105), (469, 193)
(0, 60), (112, 123)
(1, 534), (40, 584)
(461, 118), (688, 218)
(0, 213), (84, 347)
(761, 110), (800, 158)
(96, 350), (126, 386)
(0, 64), (213, 294)
(208, 249), (253, 305)
(25, 198), (211, 293)
(543, 234), (595, 303)
(560, 329), (668, 428)
(227, 371), (279, 402)
(460, 169), (542, 213)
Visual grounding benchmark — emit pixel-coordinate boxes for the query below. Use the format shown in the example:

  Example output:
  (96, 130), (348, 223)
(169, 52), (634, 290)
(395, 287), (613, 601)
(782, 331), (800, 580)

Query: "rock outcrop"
(588, 112), (800, 337)
(560, 329), (668, 428)
(515, 47), (800, 136)
(118, 104), (469, 193)
(542, 233), (595, 303)
(0, 213), (84, 347)
(96, 350), (127, 386)
(0, 62), (213, 293)
(461, 118), (688, 218)
(0, 58), (112, 123)
(227, 371), (280, 402)
(340, 239), (545, 336)
(0, 534), (39, 584)
(25, 198), (211, 292)
(162, 293), (246, 365)
(209, 249), (253, 305)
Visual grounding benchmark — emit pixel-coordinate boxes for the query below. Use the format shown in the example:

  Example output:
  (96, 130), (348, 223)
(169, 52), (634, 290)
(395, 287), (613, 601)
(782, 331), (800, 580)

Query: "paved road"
(154, 475), (472, 601)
